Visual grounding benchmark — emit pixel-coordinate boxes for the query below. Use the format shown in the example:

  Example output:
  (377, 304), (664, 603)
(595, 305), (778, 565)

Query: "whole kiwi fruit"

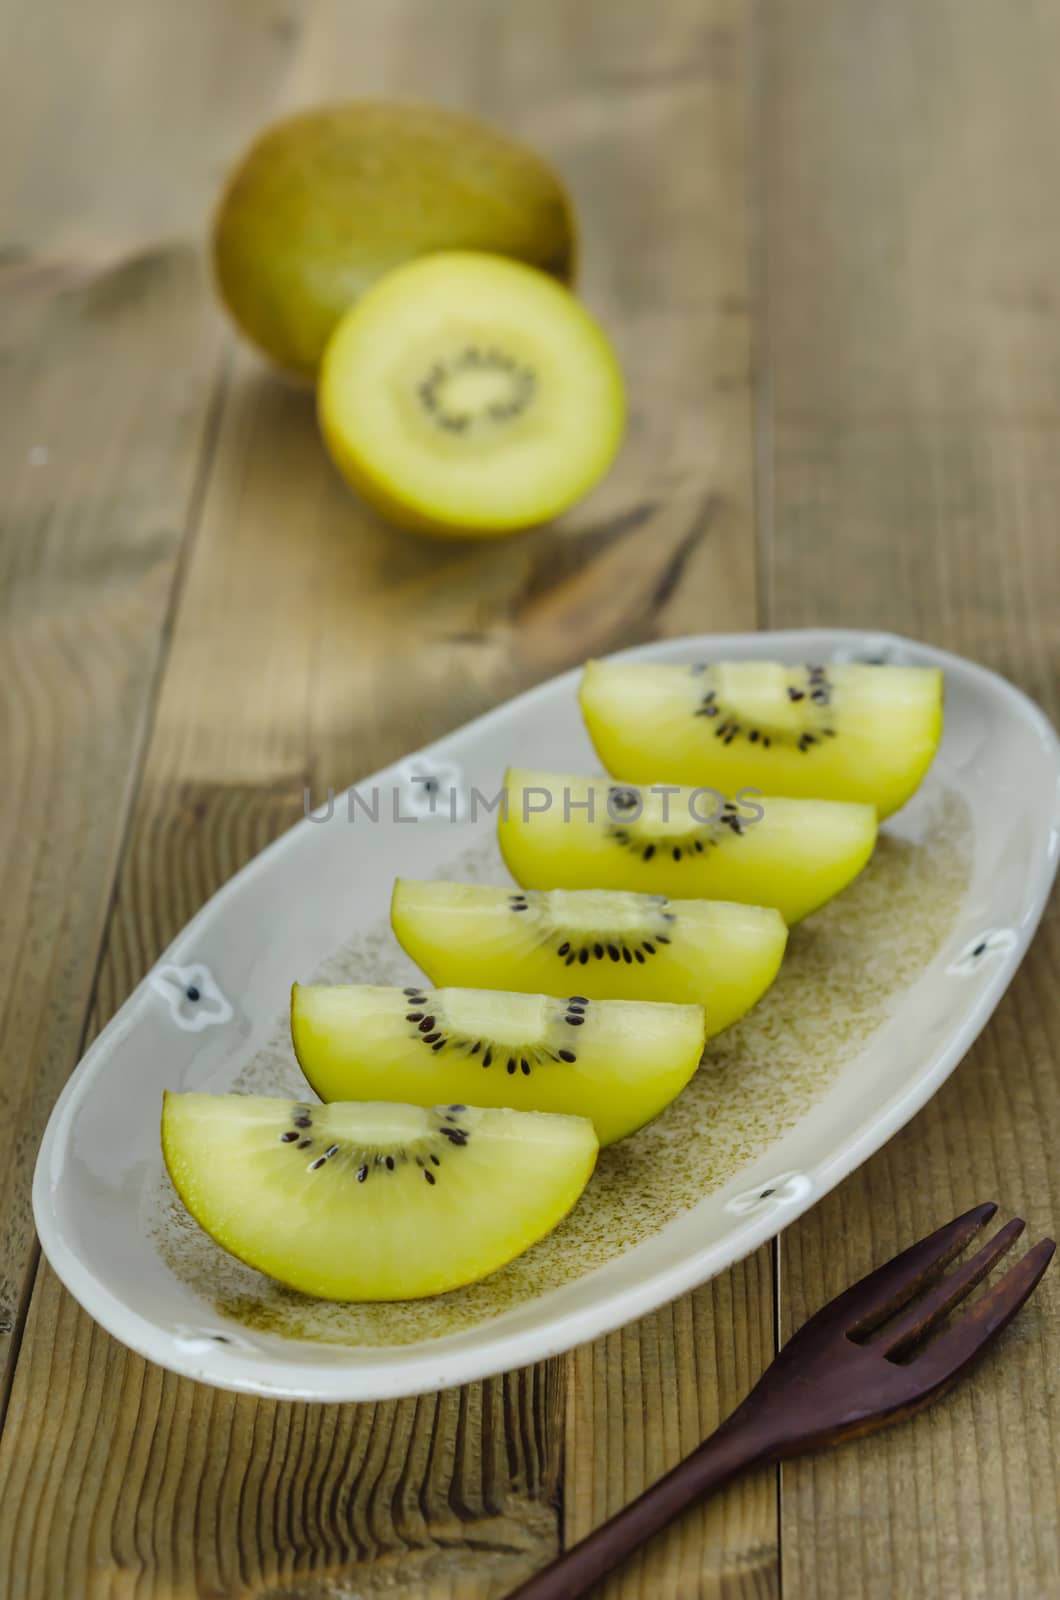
(212, 101), (577, 379)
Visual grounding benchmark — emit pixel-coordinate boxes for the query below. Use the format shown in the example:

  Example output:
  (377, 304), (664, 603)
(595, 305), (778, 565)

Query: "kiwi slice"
(291, 984), (706, 1146)
(212, 101), (576, 378)
(580, 659), (944, 820)
(162, 1092), (597, 1301)
(497, 769), (877, 925)
(390, 881), (786, 1033)
(317, 252), (625, 537)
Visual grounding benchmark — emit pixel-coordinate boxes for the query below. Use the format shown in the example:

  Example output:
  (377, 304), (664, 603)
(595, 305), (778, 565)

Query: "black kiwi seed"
(357, 1165), (368, 1182)
(326, 1144), (339, 1158)
(558, 941), (570, 956)
(310, 1156), (326, 1170)
(406, 1012), (424, 1022)
(565, 952), (576, 966)
(483, 1049), (492, 1066)
(385, 1155), (395, 1171)
(521, 1061), (531, 1076)
(298, 1138), (311, 1150)
(569, 996), (588, 1005)
(431, 1040), (444, 1051)
(608, 944), (620, 961)
(634, 950), (645, 963)
(579, 949), (589, 964)
(294, 1114), (312, 1129)
(424, 1170), (436, 1185)
(403, 987), (420, 996)
(418, 1016), (436, 1032)
(593, 942), (604, 958)
(566, 1014), (585, 1026)
(280, 1131), (298, 1143)
(642, 942), (655, 953)
(657, 934), (671, 944)
(622, 948), (633, 963)
(643, 844), (655, 860)
(423, 1031), (440, 1043)
(449, 1104), (466, 1111)
(431, 1153), (441, 1165)
(558, 1049), (576, 1063)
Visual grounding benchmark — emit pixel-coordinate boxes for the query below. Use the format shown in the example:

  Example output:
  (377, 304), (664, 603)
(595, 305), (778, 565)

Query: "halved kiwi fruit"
(212, 101), (576, 378)
(390, 881), (787, 1032)
(580, 659), (943, 819)
(162, 1092), (597, 1301)
(497, 769), (877, 924)
(317, 251), (625, 537)
(291, 984), (706, 1146)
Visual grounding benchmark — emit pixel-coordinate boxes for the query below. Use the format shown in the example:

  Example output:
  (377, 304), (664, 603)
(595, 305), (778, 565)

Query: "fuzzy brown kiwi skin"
(211, 100), (578, 381)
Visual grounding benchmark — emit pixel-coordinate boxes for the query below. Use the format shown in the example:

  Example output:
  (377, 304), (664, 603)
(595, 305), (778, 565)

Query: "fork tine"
(838, 1201), (998, 1336)
(910, 1237), (1056, 1387)
(879, 1217), (1024, 1358)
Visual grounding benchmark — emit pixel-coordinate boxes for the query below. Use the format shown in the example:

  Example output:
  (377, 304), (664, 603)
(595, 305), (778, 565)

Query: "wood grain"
(758, 3), (1060, 1596)
(0, 0), (309, 1406)
(0, 2), (769, 1596)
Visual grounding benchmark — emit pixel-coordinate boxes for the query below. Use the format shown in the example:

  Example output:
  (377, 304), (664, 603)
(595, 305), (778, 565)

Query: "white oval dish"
(33, 630), (1060, 1401)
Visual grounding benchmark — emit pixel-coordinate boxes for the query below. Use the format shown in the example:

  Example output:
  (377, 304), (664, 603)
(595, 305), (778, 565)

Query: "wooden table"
(1, 2), (1057, 1595)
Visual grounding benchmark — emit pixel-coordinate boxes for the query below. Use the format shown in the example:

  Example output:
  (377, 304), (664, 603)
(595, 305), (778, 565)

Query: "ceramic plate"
(33, 630), (1060, 1401)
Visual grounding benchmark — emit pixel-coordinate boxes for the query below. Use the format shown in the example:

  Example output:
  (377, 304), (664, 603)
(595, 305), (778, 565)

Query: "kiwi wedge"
(497, 769), (877, 924)
(212, 101), (576, 378)
(291, 984), (706, 1146)
(390, 881), (787, 1032)
(162, 1092), (596, 1301)
(580, 659), (944, 819)
(317, 252), (625, 536)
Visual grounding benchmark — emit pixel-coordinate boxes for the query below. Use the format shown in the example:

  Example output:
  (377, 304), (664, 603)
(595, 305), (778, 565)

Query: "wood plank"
(560, 10), (775, 1598)
(758, 3), (1060, 1595)
(0, 1), (768, 1596)
(0, 0), (305, 1404)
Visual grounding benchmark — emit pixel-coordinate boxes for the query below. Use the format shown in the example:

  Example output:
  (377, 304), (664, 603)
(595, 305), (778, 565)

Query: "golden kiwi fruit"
(212, 101), (577, 379)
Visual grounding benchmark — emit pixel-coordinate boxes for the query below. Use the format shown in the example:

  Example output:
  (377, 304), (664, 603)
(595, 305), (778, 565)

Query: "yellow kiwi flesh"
(497, 770), (878, 924)
(162, 1092), (597, 1301)
(318, 252), (625, 536)
(213, 101), (576, 378)
(291, 983), (706, 1147)
(390, 880), (787, 1033)
(580, 659), (943, 819)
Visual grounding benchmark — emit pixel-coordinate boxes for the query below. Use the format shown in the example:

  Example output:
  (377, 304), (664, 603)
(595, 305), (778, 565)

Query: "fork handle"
(506, 1411), (774, 1600)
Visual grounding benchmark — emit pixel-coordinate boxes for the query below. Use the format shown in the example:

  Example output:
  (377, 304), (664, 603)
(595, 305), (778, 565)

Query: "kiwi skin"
(212, 101), (578, 380)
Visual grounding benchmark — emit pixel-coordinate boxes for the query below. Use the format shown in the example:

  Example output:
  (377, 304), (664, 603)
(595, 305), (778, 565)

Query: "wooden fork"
(507, 1202), (1054, 1600)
